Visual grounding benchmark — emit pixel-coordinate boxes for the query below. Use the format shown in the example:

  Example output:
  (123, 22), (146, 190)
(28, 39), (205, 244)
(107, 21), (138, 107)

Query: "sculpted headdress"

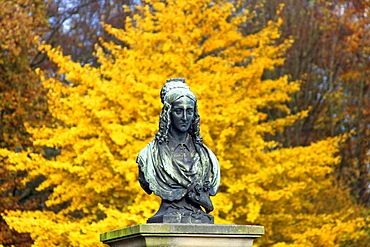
(160, 78), (196, 105)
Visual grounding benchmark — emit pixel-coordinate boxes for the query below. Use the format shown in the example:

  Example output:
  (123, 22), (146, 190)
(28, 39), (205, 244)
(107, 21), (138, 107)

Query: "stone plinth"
(100, 223), (264, 247)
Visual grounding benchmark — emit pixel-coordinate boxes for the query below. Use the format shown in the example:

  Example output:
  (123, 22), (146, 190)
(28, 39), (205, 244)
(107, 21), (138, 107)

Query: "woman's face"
(170, 97), (195, 133)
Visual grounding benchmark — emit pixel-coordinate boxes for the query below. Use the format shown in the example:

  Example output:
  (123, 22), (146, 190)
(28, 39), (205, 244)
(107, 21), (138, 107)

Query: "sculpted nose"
(181, 112), (187, 121)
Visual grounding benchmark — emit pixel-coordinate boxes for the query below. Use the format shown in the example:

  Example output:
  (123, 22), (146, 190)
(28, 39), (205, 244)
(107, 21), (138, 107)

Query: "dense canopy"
(0, 0), (368, 246)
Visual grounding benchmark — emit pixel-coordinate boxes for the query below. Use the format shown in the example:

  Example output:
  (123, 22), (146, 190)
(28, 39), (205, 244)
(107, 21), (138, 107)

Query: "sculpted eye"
(174, 109), (182, 114)
(187, 109), (194, 115)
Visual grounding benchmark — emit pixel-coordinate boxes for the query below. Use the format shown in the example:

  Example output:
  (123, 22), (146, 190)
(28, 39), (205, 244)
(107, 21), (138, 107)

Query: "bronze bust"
(137, 78), (220, 224)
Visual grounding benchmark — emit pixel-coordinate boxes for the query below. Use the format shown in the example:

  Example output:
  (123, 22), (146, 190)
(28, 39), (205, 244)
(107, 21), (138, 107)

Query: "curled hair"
(189, 103), (202, 144)
(155, 97), (202, 145)
(155, 101), (172, 144)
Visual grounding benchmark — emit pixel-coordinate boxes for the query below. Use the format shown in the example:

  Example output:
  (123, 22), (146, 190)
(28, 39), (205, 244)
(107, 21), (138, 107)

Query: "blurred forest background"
(0, 0), (369, 246)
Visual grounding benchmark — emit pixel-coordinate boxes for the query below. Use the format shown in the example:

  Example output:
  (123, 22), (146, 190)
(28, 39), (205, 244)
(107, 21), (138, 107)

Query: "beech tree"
(1, 0), (368, 246)
(244, 0), (370, 206)
(0, 1), (50, 246)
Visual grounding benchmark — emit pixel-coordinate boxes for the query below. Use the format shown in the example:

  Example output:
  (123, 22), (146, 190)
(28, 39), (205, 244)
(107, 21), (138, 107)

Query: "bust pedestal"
(100, 223), (264, 247)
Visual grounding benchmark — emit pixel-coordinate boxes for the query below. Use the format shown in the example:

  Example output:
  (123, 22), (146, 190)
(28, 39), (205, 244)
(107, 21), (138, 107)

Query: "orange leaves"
(0, 3), (50, 245)
(0, 1), (49, 150)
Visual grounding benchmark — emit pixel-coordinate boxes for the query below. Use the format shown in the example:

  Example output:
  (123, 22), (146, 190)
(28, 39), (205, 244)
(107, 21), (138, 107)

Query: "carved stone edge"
(100, 224), (265, 243)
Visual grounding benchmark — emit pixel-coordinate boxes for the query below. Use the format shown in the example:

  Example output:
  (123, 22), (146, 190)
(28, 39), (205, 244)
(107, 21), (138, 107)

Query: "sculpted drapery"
(137, 132), (220, 201)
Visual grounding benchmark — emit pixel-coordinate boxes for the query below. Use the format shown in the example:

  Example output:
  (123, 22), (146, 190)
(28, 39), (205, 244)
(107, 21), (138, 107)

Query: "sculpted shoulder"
(137, 140), (156, 166)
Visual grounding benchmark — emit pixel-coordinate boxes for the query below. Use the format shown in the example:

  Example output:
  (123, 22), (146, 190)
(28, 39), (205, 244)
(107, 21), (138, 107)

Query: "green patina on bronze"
(136, 78), (221, 224)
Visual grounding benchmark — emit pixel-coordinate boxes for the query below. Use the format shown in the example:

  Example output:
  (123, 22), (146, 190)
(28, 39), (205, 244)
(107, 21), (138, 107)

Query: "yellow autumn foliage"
(1, 0), (368, 246)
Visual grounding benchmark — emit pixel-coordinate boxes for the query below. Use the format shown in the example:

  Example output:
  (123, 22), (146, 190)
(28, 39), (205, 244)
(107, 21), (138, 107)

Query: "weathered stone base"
(100, 223), (264, 247)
